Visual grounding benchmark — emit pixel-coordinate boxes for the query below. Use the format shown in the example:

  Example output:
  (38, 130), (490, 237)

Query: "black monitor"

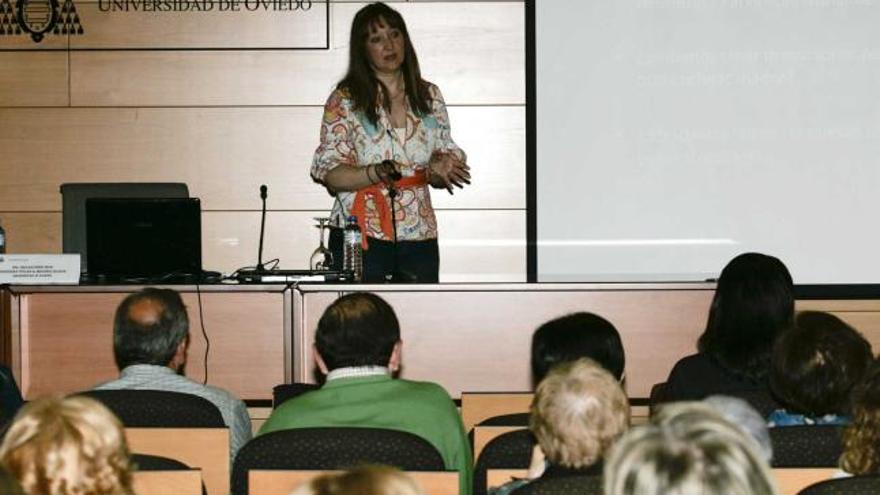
(60, 182), (189, 274)
(85, 198), (202, 281)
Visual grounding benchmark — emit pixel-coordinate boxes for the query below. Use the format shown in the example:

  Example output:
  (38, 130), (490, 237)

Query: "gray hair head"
(704, 395), (773, 462)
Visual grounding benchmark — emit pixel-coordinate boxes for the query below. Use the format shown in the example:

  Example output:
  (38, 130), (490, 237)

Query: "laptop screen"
(86, 198), (202, 280)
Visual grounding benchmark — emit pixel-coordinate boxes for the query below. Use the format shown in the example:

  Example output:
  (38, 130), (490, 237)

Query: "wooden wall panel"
(202, 210), (525, 281)
(69, 2), (524, 106)
(0, 209), (524, 280)
(19, 290), (284, 400)
(1, 0), (527, 283)
(72, 1), (328, 49)
(0, 106), (524, 211)
(0, 213), (61, 253)
(297, 285), (715, 398)
(0, 52), (69, 107)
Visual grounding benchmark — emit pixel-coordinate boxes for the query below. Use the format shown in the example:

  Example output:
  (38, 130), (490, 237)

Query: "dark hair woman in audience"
(531, 312), (625, 385)
(841, 360), (880, 475)
(662, 252), (794, 403)
(768, 311), (872, 426)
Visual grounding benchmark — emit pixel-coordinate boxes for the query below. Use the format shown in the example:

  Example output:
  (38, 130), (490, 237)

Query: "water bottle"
(343, 215), (363, 282)
(0, 221), (5, 254)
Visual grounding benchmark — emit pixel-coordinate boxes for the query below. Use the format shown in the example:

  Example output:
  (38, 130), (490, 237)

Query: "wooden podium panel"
(294, 283), (717, 399)
(6, 285), (288, 401)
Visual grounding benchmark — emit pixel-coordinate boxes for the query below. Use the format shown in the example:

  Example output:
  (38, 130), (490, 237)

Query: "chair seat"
(474, 429), (535, 495)
(769, 425), (843, 468)
(798, 474), (880, 494)
(231, 427), (447, 495)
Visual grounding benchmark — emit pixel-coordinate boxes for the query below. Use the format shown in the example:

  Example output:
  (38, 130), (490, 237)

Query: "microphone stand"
(387, 185), (399, 282)
(257, 184), (268, 273)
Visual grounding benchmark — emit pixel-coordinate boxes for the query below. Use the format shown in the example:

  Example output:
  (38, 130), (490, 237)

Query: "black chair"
(0, 364), (23, 427)
(474, 429), (535, 495)
(512, 474), (602, 495)
(272, 383), (320, 409)
(478, 413), (530, 427)
(769, 425), (843, 467)
(78, 390), (225, 427)
(231, 427), (447, 495)
(131, 453), (193, 471)
(798, 475), (880, 494)
(131, 454), (208, 495)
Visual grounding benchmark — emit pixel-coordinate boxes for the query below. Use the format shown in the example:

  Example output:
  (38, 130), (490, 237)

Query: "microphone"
(257, 185), (268, 272)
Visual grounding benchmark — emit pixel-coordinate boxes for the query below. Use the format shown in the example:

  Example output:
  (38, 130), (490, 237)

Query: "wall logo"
(0, 0), (83, 42)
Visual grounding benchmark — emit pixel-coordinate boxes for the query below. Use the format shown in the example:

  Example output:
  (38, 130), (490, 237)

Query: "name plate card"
(0, 254), (81, 285)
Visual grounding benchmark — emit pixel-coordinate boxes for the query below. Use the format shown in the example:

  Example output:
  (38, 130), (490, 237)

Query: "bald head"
(112, 288), (189, 370)
(127, 297), (163, 326)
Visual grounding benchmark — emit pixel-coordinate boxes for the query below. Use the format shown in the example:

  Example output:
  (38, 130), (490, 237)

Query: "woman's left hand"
(428, 151), (471, 194)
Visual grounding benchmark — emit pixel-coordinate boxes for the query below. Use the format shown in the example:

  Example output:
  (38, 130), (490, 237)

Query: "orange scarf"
(350, 170), (428, 249)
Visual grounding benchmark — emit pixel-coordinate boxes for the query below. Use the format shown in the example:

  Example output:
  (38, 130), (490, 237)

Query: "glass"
(309, 217), (334, 271)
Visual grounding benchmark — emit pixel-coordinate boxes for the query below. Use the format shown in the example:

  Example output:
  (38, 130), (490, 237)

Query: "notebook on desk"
(85, 198), (202, 282)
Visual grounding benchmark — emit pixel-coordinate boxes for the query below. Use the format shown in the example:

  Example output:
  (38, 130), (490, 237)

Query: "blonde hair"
(841, 362), (880, 475)
(604, 402), (778, 495)
(0, 395), (133, 495)
(529, 358), (630, 468)
(290, 465), (424, 495)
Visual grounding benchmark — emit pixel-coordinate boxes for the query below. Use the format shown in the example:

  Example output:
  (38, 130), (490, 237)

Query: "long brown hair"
(338, 3), (431, 125)
(841, 361), (880, 475)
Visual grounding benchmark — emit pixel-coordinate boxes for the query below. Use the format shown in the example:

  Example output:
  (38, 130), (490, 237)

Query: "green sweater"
(260, 375), (472, 494)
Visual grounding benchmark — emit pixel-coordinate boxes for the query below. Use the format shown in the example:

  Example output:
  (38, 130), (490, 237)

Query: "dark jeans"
(329, 228), (439, 283)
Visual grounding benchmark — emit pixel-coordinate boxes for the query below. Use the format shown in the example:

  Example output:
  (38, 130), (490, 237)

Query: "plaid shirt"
(94, 364), (252, 463)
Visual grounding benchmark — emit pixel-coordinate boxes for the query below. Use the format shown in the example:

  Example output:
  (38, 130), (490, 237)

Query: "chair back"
(127, 427), (228, 495)
(512, 474), (602, 495)
(248, 470), (458, 495)
(60, 182), (189, 273)
(231, 427), (447, 495)
(769, 426), (843, 467)
(460, 392), (532, 433)
(271, 383), (319, 408)
(132, 470), (202, 495)
(473, 429), (535, 495)
(0, 364), (23, 427)
(798, 475), (880, 494)
(132, 453), (192, 471)
(79, 390), (225, 427)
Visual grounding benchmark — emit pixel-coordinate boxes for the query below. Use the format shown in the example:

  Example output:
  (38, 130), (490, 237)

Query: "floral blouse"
(311, 83), (466, 242)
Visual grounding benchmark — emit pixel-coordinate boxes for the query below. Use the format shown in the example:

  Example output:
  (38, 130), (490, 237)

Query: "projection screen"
(535, 0), (880, 284)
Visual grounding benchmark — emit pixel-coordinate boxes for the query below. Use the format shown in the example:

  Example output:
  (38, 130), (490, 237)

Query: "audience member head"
(530, 358), (630, 469)
(112, 287), (190, 371)
(604, 402), (777, 495)
(698, 252), (794, 382)
(770, 311), (872, 417)
(0, 395), (133, 495)
(704, 395), (773, 462)
(531, 312), (625, 384)
(290, 465), (424, 495)
(314, 292), (401, 373)
(841, 360), (880, 475)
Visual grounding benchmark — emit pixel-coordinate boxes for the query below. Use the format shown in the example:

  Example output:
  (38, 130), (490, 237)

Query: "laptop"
(85, 198), (202, 282)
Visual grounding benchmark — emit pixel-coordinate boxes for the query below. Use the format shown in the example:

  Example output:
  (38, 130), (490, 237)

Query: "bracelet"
(366, 164), (378, 184)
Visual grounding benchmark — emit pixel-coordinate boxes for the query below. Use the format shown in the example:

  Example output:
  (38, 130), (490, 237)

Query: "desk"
(293, 283), (716, 399)
(6, 283), (880, 402)
(3, 284), (289, 400)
